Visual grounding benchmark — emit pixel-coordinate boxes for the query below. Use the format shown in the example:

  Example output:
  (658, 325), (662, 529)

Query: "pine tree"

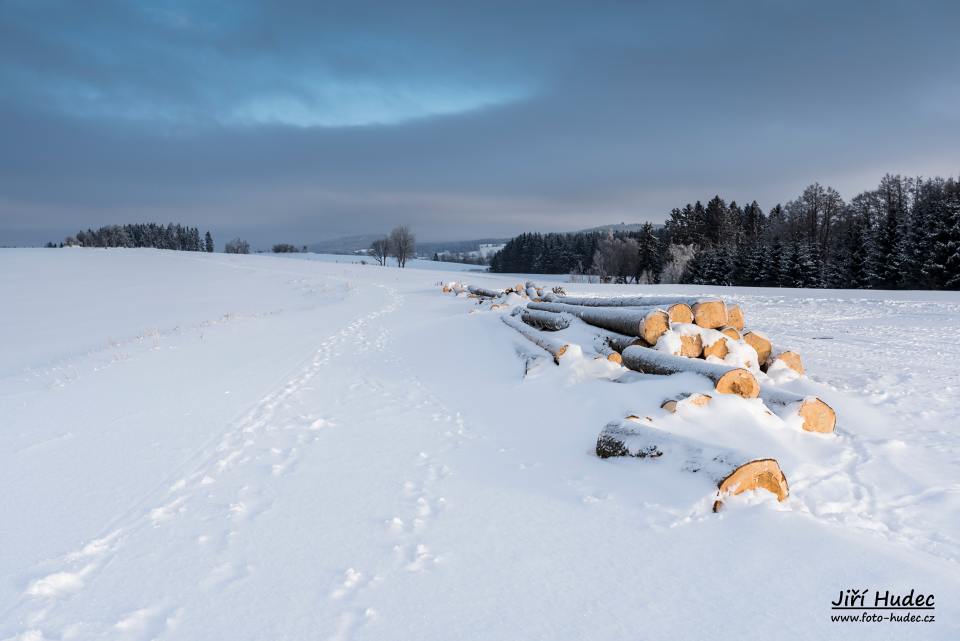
(205, 231), (215, 253)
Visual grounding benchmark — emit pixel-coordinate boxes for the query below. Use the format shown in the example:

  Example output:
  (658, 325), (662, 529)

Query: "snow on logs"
(595, 419), (789, 511)
(520, 308), (573, 332)
(760, 387), (835, 433)
(501, 314), (579, 364)
(765, 350), (805, 375)
(541, 295), (695, 325)
(467, 285), (505, 299)
(620, 345), (760, 398)
(661, 392), (712, 413)
(527, 301), (670, 346)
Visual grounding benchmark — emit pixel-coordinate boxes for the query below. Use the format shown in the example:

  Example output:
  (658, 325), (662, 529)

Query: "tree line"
(490, 173), (960, 290)
(61, 223), (215, 253)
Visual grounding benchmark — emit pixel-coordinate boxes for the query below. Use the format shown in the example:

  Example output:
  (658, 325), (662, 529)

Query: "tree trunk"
(620, 345), (760, 398)
(760, 387), (835, 433)
(743, 331), (772, 364)
(520, 308), (573, 332)
(725, 304), (745, 331)
(528, 301), (670, 345)
(765, 350), (805, 375)
(501, 314), (577, 364)
(596, 419), (788, 512)
(468, 285), (505, 298)
(692, 299), (728, 328)
(540, 294), (694, 324)
(661, 392), (712, 413)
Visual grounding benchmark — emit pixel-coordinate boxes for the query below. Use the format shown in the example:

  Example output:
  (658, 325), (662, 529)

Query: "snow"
(1, 248), (959, 640)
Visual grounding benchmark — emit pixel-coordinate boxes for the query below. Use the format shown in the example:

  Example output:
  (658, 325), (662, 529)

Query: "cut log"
(701, 331), (729, 360)
(743, 331), (772, 365)
(661, 392), (712, 413)
(528, 301), (670, 345)
(602, 332), (646, 354)
(520, 308), (573, 332)
(468, 285), (505, 298)
(760, 387), (836, 433)
(720, 326), (741, 341)
(765, 350), (805, 375)
(692, 299), (728, 329)
(595, 420), (788, 511)
(680, 333), (703, 358)
(525, 284), (540, 300)
(725, 304), (745, 331)
(669, 324), (708, 358)
(501, 314), (576, 364)
(621, 345), (760, 398)
(604, 350), (623, 365)
(539, 295), (695, 324)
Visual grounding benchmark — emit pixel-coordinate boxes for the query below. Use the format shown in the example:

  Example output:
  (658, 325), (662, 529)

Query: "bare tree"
(224, 238), (250, 254)
(370, 238), (389, 266)
(389, 225), (416, 268)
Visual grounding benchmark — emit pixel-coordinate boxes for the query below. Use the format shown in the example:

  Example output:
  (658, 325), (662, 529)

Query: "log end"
(720, 326), (742, 341)
(726, 304), (745, 331)
(713, 458), (789, 511)
(679, 333), (703, 358)
(714, 368), (760, 398)
(702, 336), (729, 360)
(692, 300), (728, 329)
(667, 303), (694, 325)
(743, 331), (772, 365)
(770, 351), (805, 375)
(798, 398), (836, 433)
(661, 393), (712, 413)
(642, 310), (671, 345)
(606, 351), (623, 365)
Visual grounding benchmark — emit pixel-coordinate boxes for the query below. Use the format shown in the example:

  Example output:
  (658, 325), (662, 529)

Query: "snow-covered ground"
(1, 248), (958, 640)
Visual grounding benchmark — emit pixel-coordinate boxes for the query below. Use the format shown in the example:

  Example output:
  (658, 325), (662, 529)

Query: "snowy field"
(2, 248), (959, 641)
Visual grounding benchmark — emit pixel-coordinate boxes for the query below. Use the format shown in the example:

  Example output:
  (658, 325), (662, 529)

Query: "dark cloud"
(2, 0), (958, 246)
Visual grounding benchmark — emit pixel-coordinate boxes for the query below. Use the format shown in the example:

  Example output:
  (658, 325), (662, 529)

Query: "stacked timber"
(596, 419), (789, 512)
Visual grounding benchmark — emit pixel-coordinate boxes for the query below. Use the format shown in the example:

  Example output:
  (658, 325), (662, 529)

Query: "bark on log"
(602, 332), (647, 354)
(501, 314), (575, 364)
(528, 301), (670, 345)
(520, 308), (573, 332)
(726, 304), (745, 331)
(760, 387), (835, 433)
(743, 331), (772, 365)
(661, 392), (712, 413)
(692, 299), (728, 329)
(765, 350), (805, 375)
(468, 285), (505, 298)
(540, 295), (695, 324)
(620, 345), (760, 398)
(595, 420), (788, 511)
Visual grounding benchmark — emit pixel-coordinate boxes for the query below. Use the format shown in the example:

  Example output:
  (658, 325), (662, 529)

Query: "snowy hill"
(1, 248), (958, 640)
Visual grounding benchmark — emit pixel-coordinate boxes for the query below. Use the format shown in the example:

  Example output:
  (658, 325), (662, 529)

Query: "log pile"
(441, 282), (837, 511)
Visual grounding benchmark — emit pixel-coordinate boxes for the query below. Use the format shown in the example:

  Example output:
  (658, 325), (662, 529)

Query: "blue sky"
(1, 0), (958, 246)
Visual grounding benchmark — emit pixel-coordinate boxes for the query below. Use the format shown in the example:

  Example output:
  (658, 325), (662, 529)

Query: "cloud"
(1, 0), (959, 245)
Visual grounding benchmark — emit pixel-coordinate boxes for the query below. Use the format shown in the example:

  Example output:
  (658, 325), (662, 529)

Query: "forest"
(60, 223), (215, 253)
(490, 174), (960, 290)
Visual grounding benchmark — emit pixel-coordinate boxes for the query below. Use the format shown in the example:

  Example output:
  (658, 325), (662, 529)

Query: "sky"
(1, 0), (959, 247)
